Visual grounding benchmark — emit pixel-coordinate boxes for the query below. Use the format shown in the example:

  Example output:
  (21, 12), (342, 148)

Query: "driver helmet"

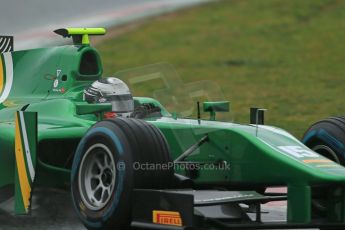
(83, 77), (134, 117)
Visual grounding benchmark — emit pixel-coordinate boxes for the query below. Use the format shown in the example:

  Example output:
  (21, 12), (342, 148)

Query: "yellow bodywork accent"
(66, 27), (106, 35)
(68, 28), (105, 45)
(0, 55), (4, 93)
(15, 113), (31, 212)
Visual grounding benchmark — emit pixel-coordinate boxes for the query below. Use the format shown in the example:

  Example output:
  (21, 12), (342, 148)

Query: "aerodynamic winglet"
(54, 28), (106, 45)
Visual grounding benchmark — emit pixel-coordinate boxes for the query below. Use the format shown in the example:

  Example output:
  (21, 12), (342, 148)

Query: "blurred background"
(0, 0), (209, 49)
(2, 0), (344, 138)
(96, 0), (345, 139)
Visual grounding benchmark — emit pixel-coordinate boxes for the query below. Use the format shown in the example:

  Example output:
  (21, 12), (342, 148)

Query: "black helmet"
(83, 77), (134, 115)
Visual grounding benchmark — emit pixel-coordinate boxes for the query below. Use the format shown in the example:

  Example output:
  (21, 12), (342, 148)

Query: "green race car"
(0, 28), (345, 230)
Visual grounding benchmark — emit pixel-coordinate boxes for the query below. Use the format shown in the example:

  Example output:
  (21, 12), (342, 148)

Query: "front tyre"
(71, 120), (133, 230)
(71, 118), (174, 230)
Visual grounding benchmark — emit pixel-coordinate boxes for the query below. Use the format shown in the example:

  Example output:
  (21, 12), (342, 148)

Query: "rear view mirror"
(203, 101), (230, 121)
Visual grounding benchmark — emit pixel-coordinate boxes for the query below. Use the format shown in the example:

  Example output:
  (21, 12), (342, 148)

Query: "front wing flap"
(131, 189), (345, 229)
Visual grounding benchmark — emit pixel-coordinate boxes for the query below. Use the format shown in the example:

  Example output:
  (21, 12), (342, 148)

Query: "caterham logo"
(153, 210), (182, 227)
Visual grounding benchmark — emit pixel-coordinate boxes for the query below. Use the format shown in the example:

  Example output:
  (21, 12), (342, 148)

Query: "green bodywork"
(1, 29), (345, 223)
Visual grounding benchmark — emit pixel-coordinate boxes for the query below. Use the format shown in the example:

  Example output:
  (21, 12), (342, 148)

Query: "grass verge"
(96, 0), (345, 138)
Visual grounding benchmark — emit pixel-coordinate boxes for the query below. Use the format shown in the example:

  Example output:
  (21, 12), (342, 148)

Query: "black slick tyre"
(302, 116), (345, 165)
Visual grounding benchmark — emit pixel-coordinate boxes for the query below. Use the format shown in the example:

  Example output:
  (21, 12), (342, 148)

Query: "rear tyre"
(302, 116), (345, 220)
(71, 118), (173, 230)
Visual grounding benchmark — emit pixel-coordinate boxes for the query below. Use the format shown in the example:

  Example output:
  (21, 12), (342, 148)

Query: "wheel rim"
(312, 144), (340, 163)
(78, 143), (116, 211)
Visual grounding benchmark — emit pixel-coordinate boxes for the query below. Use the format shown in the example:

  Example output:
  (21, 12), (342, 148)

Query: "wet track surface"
(0, 0), (162, 35)
(0, 188), (317, 230)
(0, 0), (210, 50)
(0, 188), (83, 230)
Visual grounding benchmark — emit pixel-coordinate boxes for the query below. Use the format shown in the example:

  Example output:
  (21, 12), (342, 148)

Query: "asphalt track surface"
(0, 0), (155, 34)
(0, 187), (317, 230)
(0, 0), (210, 50)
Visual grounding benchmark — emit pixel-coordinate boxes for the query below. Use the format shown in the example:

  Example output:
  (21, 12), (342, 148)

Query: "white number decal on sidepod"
(278, 146), (319, 158)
